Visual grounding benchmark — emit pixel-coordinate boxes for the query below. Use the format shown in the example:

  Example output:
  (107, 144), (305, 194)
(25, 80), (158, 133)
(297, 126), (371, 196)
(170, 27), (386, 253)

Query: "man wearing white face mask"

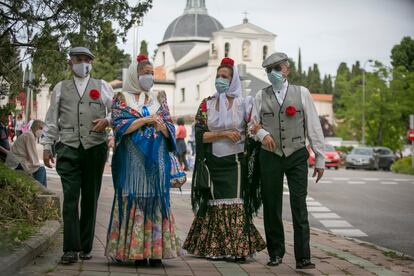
(41, 46), (114, 264)
(249, 52), (325, 269)
(6, 120), (47, 187)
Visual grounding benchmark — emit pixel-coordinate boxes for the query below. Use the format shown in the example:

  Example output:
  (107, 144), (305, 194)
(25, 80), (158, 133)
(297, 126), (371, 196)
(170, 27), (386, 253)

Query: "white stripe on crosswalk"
(311, 213), (341, 219)
(308, 206), (331, 212)
(318, 180), (333, 184)
(320, 220), (353, 228)
(330, 229), (368, 237)
(307, 201), (322, 206)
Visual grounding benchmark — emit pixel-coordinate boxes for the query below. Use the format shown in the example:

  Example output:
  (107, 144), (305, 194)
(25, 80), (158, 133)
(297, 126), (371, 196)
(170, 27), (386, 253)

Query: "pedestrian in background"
(6, 120), (47, 187)
(176, 117), (189, 171)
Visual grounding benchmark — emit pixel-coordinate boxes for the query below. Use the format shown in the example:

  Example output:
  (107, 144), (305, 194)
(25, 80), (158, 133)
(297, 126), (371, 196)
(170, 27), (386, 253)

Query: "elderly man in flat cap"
(41, 47), (114, 264)
(249, 52), (325, 269)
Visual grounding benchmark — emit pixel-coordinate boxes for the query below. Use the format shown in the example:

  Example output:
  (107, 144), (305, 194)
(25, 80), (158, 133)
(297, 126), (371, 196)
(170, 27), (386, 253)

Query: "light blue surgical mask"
(215, 77), (230, 94)
(267, 70), (284, 91)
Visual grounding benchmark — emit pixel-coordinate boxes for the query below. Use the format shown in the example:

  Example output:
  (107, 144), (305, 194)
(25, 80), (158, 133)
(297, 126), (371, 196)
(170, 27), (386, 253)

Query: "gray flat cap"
(262, 52), (288, 68)
(69, 47), (95, 59)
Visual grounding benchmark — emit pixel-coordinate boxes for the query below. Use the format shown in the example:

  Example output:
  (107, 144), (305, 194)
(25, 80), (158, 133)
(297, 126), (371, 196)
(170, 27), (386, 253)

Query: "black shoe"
(61, 251), (78, 264)
(79, 252), (92, 260)
(149, 259), (162, 267)
(296, 259), (315, 269)
(267, 256), (282, 266)
(235, 257), (246, 263)
(135, 259), (148, 267)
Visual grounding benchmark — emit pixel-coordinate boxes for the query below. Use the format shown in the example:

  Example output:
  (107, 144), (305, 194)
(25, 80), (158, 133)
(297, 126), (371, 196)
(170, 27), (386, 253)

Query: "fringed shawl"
(111, 91), (176, 224)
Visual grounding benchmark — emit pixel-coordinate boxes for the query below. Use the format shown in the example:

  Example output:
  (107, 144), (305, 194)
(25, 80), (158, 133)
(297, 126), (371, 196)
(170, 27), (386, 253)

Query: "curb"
(0, 220), (61, 276)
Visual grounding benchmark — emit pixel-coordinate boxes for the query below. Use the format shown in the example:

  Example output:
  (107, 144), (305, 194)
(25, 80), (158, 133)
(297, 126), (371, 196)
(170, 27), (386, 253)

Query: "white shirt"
(274, 80), (288, 105)
(249, 81), (326, 169)
(41, 75), (114, 151)
(6, 131), (40, 174)
(207, 96), (248, 157)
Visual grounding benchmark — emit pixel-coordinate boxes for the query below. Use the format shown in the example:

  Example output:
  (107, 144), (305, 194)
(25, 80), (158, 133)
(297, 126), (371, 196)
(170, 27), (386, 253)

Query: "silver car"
(345, 147), (379, 170)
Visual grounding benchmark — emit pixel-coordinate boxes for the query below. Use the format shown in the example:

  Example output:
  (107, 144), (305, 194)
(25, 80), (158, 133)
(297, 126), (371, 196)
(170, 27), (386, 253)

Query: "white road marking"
(380, 181), (398, 185)
(362, 178), (380, 181)
(308, 206), (331, 212)
(283, 192), (290, 195)
(311, 213), (341, 219)
(330, 229), (368, 237)
(318, 180), (333, 184)
(306, 197), (314, 201)
(332, 177), (350, 181)
(320, 220), (353, 228)
(392, 179), (412, 182)
(348, 181), (366, 184)
(307, 201), (322, 206)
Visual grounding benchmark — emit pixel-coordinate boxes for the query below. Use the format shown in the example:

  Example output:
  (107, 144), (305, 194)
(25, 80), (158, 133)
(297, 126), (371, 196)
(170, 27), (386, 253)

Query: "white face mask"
(35, 129), (43, 138)
(72, 63), (92, 78)
(138, 74), (154, 91)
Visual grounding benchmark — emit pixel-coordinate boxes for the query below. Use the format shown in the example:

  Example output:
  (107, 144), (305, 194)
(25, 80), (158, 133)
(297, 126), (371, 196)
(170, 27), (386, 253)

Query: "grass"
(391, 156), (414, 175)
(383, 250), (412, 260)
(0, 163), (60, 254)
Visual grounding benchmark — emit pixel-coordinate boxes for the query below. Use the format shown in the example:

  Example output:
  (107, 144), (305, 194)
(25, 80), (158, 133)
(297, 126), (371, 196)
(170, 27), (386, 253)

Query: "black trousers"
(56, 142), (107, 253)
(260, 147), (310, 261)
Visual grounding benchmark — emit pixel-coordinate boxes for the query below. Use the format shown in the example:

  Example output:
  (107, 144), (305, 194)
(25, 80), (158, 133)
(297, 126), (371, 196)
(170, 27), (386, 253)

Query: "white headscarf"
(215, 65), (242, 128)
(122, 59), (146, 95)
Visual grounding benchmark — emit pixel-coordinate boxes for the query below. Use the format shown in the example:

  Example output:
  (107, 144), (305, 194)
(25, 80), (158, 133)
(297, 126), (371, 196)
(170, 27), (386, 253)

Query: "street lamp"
(23, 66), (35, 124)
(361, 59), (373, 145)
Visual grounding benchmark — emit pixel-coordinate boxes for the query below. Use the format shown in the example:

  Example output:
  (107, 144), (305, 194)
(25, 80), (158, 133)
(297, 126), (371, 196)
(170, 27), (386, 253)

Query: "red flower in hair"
(285, 105), (297, 117)
(89, 89), (100, 100)
(137, 54), (148, 63)
(220, 57), (234, 67)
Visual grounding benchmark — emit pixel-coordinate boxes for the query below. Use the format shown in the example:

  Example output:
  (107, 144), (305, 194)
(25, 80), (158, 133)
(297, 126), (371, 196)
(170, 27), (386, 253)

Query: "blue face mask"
(267, 70), (284, 90)
(215, 77), (230, 94)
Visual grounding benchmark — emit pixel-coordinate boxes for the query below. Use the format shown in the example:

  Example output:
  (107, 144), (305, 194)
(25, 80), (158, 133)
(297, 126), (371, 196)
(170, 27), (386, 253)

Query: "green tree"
(321, 74), (333, 94)
(333, 62), (351, 110)
(391, 36), (414, 72)
(92, 21), (131, 82)
(0, 0), (153, 95)
(335, 62), (406, 151)
(307, 64), (321, 92)
(140, 40), (149, 56)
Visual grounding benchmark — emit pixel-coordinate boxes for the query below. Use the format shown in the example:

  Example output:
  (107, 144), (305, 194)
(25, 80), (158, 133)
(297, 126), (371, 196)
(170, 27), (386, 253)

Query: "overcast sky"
(120, 0), (414, 76)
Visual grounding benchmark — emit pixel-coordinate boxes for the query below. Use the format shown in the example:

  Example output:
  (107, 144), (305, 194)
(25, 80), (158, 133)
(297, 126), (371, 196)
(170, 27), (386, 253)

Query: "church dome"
(162, 0), (223, 42)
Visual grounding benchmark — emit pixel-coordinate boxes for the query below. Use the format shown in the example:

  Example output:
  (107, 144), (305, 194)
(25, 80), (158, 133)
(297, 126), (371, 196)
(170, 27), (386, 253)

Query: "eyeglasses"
(266, 64), (282, 73)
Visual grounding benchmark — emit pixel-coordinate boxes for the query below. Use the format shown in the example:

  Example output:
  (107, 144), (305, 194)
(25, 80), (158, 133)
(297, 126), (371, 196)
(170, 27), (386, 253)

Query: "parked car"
(345, 147), (379, 170)
(373, 147), (396, 171)
(308, 144), (340, 169)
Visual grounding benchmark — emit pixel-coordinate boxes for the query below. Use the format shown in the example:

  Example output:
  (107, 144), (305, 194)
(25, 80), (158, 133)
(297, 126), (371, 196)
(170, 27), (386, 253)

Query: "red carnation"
(285, 105), (297, 117)
(220, 57), (234, 67)
(201, 101), (207, 112)
(120, 101), (126, 108)
(137, 54), (148, 63)
(89, 89), (100, 100)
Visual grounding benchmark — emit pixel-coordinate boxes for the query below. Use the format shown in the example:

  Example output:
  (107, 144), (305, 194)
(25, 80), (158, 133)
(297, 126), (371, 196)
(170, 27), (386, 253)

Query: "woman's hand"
(224, 130), (241, 143)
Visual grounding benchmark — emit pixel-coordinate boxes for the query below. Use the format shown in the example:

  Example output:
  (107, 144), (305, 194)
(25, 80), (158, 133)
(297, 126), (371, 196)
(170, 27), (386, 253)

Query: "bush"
(391, 156), (414, 175)
(0, 163), (60, 254)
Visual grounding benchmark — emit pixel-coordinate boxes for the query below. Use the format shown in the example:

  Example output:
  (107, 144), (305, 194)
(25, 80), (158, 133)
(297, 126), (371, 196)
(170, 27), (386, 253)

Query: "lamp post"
(23, 66), (35, 124)
(361, 60), (373, 145)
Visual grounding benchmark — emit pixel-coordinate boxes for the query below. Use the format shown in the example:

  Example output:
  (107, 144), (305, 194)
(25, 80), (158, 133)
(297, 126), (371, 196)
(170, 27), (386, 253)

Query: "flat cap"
(262, 52), (288, 68)
(69, 47), (95, 59)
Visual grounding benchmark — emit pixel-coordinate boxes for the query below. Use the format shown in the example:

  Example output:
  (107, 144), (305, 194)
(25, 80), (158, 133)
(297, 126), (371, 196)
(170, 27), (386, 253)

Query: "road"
(282, 168), (414, 256)
(46, 165), (414, 256)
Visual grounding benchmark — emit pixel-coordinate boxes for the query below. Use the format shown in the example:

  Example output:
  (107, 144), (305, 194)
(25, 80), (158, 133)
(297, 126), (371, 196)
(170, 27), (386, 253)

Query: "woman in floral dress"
(105, 54), (181, 266)
(183, 57), (266, 262)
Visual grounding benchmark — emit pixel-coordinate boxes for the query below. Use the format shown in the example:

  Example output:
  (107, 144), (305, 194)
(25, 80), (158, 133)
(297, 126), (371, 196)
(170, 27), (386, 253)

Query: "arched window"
(224, 42), (230, 57)
(242, 40), (251, 60)
(263, 45), (268, 60)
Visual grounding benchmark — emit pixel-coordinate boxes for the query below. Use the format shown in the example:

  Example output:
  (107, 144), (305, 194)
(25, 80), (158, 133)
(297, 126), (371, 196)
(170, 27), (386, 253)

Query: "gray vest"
(260, 85), (306, 157)
(58, 78), (107, 149)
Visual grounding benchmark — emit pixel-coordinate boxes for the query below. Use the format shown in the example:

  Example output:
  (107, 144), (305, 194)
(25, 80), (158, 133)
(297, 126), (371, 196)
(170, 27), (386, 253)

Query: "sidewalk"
(18, 174), (414, 276)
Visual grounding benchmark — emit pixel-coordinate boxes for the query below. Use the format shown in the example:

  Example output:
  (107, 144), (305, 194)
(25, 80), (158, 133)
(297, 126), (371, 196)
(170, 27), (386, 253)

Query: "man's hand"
(225, 130), (241, 143)
(312, 168), (324, 183)
(91, 118), (109, 132)
(43, 150), (54, 168)
(262, 134), (277, 151)
(250, 122), (262, 135)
